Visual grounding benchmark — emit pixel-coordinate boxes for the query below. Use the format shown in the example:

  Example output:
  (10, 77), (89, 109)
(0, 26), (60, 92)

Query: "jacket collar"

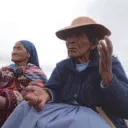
(65, 50), (100, 71)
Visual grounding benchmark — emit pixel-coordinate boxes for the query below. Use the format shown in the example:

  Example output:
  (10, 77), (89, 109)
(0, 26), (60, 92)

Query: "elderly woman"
(0, 40), (47, 127)
(2, 17), (128, 128)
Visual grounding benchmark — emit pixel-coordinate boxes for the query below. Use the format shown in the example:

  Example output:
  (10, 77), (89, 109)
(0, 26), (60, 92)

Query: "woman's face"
(11, 42), (30, 64)
(66, 33), (95, 61)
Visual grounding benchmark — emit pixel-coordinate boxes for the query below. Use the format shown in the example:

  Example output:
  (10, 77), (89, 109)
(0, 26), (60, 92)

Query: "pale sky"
(0, 0), (128, 77)
(74, 0), (128, 75)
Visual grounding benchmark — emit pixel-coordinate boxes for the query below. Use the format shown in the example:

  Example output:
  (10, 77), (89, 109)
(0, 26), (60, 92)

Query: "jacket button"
(74, 94), (78, 99)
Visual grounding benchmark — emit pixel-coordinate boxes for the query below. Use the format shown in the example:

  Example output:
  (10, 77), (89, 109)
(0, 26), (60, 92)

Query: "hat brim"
(56, 24), (111, 40)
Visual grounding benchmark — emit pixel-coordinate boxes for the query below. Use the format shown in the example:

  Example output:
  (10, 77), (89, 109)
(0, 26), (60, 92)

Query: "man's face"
(66, 33), (93, 58)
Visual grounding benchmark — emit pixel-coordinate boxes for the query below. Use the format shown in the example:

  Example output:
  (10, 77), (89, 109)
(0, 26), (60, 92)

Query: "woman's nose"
(12, 50), (18, 54)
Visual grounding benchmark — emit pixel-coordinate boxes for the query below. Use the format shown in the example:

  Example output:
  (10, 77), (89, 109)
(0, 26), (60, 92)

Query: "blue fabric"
(2, 101), (110, 128)
(75, 61), (90, 72)
(19, 40), (39, 67)
(44, 55), (128, 127)
(2, 54), (128, 128)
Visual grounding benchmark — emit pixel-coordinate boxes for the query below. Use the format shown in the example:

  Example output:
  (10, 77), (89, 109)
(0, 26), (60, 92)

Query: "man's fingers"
(25, 86), (42, 94)
(38, 101), (45, 111)
(23, 88), (47, 111)
(36, 97), (43, 110)
(28, 101), (33, 106)
(99, 40), (109, 60)
(24, 93), (35, 101)
(24, 93), (31, 101)
(27, 96), (39, 107)
(37, 97), (43, 104)
(25, 86), (35, 92)
(104, 36), (113, 55)
(99, 40), (108, 54)
(36, 96), (47, 111)
(98, 43), (107, 74)
(99, 39), (111, 66)
(98, 43), (106, 63)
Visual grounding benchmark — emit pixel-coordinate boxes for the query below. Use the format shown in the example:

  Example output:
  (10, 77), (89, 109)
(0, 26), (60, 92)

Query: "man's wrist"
(43, 88), (53, 103)
(101, 72), (113, 87)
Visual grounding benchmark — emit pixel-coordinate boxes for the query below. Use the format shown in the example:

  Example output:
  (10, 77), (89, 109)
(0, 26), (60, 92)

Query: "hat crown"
(71, 17), (96, 26)
(56, 16), (111, 40)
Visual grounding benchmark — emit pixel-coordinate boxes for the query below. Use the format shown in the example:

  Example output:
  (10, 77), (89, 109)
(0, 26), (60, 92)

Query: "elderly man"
(2, 17), (128, 128)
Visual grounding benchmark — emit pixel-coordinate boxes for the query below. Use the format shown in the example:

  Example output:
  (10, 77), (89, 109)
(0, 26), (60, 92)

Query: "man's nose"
(67, 38), (75, 44)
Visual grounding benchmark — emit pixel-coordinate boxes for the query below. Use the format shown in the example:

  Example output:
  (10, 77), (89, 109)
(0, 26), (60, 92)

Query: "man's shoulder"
(112, 55), (121, 64)
(57, 58), (71, 66)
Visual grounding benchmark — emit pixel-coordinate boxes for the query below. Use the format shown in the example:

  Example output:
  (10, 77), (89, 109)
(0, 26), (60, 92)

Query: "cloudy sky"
(0, 0), (128, 77)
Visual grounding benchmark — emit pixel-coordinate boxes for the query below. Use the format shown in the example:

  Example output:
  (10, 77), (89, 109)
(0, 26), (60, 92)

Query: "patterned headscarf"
(19, 40), (40, 67)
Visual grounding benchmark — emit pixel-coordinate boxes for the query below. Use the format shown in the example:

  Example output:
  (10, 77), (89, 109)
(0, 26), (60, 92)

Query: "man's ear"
(90, 38), (99, 50)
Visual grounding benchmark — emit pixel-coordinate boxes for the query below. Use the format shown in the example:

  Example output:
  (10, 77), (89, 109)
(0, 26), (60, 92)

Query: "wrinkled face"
(66, 33), (94, 58)
(11, 42), (30, 63)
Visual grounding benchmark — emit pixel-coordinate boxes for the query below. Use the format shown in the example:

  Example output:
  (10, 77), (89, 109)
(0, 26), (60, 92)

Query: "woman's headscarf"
(19, 40), (40, 67)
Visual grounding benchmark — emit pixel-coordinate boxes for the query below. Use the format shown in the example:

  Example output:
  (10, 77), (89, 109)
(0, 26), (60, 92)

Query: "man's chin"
(68, 54), (77, 58)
